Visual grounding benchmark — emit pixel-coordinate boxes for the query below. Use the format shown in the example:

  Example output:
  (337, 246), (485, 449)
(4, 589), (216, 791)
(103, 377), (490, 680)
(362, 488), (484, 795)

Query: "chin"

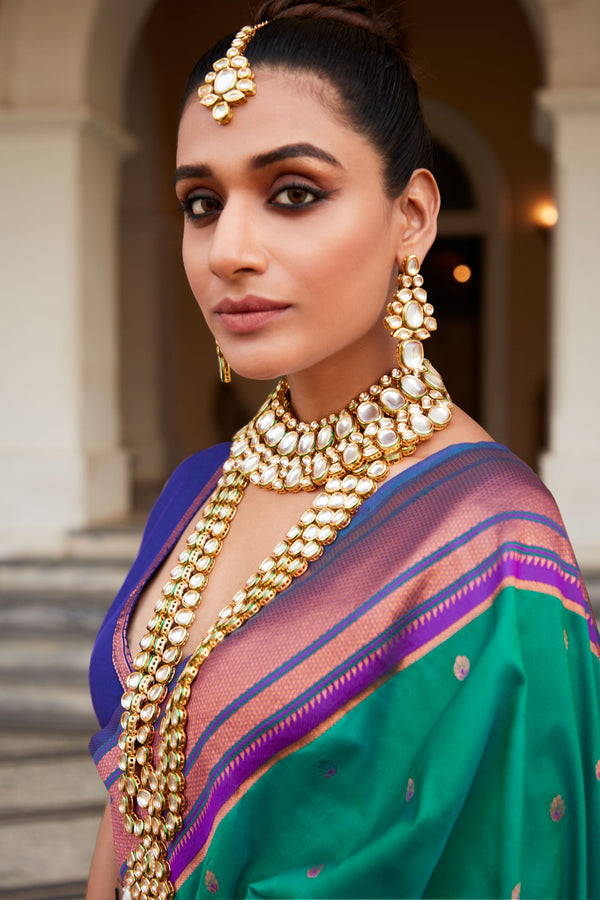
(231, 361), (288, 383)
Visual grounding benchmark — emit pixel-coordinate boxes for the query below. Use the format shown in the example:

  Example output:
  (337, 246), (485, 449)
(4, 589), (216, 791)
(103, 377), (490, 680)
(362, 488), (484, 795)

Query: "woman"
(87, 2), (600, 898)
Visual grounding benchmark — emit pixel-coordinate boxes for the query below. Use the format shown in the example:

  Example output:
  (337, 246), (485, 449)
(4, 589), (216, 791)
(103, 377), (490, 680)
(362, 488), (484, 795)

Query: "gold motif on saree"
(205, 870), (219, 893)
(307, 864), (325, 878)
(550, 794), (566, 821)
(453, 655), (470, 681)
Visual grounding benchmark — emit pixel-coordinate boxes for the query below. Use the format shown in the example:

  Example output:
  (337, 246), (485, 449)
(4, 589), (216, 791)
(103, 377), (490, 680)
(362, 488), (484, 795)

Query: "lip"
(214, 295), (290, 334)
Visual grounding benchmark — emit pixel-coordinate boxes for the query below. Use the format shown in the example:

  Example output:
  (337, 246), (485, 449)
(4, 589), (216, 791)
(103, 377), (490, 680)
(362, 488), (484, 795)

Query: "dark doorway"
(421, 237), (483, 420)
(421, 140), (482, 420)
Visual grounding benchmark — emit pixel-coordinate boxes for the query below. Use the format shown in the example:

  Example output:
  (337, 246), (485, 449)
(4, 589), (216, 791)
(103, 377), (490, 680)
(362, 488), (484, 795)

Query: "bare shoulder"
(437, 406), (493, 446)
(388, 406), (493, 479)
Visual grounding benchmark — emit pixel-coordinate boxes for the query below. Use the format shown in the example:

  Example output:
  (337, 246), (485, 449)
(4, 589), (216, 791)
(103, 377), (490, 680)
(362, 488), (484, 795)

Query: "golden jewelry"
(215, 342), (231, 383)
(233, 366), (452, 492)
(383, 255), (437, 371)
(119, 368), (452, 899)
(198, 23), (267, 125)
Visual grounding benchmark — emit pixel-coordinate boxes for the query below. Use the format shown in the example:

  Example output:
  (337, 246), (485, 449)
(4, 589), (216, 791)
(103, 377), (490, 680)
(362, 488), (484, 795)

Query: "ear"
(394, 169), (440, 266)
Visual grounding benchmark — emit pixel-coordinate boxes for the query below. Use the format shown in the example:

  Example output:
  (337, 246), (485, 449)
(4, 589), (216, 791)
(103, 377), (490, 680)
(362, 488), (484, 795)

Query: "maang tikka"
(383, 255), (437, 371)
(198, 23), (267, 125)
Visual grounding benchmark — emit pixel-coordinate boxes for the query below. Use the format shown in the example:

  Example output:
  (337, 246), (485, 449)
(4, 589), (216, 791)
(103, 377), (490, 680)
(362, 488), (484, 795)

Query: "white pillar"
(0, 108), (135, 555)
(120, 212), (173, 484)
(537, 88), (600, 569)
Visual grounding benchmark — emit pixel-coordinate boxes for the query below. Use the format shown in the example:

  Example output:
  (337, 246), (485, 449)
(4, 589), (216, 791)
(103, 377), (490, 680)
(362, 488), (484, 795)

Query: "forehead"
(176, 67), (378, 171)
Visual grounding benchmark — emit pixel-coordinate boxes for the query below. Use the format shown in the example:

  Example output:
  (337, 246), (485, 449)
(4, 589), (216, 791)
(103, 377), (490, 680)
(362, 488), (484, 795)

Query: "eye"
(271, 183), (326, 208)
(191, 196), (221, 215)
(178, 193), (222, 220)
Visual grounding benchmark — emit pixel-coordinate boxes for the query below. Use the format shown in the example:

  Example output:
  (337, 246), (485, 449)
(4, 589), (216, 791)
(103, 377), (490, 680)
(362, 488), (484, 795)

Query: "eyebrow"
(250, 143), (342, 170)
(173, 142), (342, 186)
(173, 163), (212, 186)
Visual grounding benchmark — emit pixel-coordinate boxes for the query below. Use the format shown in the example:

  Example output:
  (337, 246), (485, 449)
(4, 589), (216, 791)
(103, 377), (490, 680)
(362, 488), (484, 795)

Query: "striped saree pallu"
(91, 443), (600, 899)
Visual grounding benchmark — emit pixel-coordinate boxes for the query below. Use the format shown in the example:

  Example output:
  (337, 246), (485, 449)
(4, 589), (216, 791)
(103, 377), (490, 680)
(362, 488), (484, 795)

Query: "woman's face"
(175, 67), (425, 395)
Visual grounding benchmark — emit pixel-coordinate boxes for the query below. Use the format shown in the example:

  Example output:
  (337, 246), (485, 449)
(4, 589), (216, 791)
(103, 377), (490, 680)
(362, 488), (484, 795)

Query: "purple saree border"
(169, 542), (594, 880)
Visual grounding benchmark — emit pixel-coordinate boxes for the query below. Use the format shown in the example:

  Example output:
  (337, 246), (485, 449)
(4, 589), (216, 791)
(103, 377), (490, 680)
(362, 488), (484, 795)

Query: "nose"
(208, 196), (268, 280)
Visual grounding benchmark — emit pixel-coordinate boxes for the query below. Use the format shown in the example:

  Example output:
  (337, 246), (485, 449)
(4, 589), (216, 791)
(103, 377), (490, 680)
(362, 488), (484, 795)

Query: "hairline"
(179, 62), (399, 195)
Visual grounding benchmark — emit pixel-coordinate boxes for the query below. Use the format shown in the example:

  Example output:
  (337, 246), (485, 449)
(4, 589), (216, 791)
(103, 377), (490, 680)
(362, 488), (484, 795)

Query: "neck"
(285, 339), (397, 423)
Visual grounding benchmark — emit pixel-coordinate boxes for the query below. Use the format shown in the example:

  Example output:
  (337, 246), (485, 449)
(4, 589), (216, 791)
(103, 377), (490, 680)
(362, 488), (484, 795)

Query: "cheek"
(182, 234), (207, 301)
(297, 210), (393, 303)
(303, 203), (391, 278)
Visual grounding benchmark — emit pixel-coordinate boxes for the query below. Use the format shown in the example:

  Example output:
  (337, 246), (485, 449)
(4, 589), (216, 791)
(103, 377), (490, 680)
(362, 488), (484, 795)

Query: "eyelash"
(178, 181), (329, 222)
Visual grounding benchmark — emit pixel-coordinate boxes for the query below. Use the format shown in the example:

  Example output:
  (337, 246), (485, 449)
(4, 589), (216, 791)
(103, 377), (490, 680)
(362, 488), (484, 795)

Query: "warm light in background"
(453, 264), (472, 284)
(532, 200), (559, 229)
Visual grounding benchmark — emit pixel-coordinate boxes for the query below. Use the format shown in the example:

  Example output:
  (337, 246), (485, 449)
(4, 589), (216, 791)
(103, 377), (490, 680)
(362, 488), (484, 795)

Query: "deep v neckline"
(117, 462), (226, 674)
(116, 440), (502, 676)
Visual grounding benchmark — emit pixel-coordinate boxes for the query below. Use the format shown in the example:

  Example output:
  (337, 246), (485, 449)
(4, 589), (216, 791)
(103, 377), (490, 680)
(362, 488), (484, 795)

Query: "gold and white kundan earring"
(383, 255), (438, 372)
(216, 342), (231, 383)
(381, 254), (451, 432)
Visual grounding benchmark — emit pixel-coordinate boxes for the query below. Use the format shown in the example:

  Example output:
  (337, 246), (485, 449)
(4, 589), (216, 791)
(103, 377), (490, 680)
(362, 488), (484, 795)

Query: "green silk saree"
(91, 443), (600, 898)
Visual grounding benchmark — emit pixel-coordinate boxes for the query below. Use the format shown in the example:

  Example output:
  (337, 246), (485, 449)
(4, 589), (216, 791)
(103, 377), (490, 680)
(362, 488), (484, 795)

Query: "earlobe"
(396, 169), (440, 264)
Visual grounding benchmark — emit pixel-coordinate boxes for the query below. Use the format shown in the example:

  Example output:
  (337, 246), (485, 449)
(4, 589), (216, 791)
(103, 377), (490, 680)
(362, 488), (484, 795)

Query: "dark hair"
(181, 0), (432, 196)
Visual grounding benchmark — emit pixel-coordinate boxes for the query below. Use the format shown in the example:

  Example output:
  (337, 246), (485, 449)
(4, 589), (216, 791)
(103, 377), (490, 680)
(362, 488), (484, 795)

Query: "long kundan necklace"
(119, 258), (452, 900)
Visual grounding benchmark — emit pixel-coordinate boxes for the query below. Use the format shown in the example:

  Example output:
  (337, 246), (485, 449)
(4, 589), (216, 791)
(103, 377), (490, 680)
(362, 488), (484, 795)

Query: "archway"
(424, 101), (508, 444)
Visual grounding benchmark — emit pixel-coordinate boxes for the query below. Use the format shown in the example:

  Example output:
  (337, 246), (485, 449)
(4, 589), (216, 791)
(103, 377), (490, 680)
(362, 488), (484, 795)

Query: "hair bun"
(252, 0), (397, 43)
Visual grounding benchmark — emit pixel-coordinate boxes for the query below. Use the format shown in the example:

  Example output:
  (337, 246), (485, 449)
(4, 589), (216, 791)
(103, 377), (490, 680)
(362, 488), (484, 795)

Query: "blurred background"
(0, 0), (598, 896)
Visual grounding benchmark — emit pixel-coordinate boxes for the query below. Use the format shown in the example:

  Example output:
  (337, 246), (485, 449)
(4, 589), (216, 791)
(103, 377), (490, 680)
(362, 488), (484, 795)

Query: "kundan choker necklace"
(233, 365), (452, 491)
(118, 363), (452, 900)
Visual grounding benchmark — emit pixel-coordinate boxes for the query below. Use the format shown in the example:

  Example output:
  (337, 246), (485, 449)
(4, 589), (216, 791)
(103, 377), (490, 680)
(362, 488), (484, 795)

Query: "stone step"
(0, 636), (93, 679)
(0, 598), (108, 731)
(0, 557), (132, 596)
(0, 589), (113, 637)
(0, 816), (99, 898)
(0, 681), (97, 732)
(0, 518), (142, 598)
(1, 754), (105, 814)
(0, 732), (105, 898)
(0, 881), (87, 899)
(0, 731), (93, 762)
(64, 522), (144, 562)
